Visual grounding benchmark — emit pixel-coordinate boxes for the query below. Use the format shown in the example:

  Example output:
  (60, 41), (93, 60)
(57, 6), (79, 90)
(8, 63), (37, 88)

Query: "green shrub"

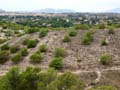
(30, 52), (42, 63)
(63, 35), (71, 42)
(98, 24), (106, 29)
(0, 51), (10, 63)
(39, 29), (48, 37)
(101, 39), (108, 46)
(10, 45), (20, 53)
(74, 24), (89, 30)
(55, 48), (66, 57)
(49, 57), (63, 70)
(39, 44), (47, 52)
(27, 28), (37, 34)
(0, 43), (9, 50)
(100, 54), (111, 64)
(20, 48), (28, 56)
(0, 38), (7, 44)
(22, 38), (29, 45)
(27, 39), (38, 48)
(90, 85), (117, 90)
(11, 53), (22, 63)
(82, 31), (93, 45)
(108, 27), (115, 34)
(69, 30), (77, 37)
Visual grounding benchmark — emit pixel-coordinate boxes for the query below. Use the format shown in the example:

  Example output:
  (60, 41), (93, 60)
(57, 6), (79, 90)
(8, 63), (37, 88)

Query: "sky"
(0, 0), (120, 12)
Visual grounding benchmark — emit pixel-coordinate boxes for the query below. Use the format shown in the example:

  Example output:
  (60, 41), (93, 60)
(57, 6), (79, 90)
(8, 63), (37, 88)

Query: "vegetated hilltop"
(0, 24), (120, 89)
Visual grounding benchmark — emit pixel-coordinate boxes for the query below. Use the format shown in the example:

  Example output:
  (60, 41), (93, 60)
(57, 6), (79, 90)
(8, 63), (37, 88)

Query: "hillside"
(0, 28), (120, 89)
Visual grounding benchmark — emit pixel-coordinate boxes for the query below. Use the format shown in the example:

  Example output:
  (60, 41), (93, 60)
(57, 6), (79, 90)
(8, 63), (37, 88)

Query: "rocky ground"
(0, 29), (120, 89)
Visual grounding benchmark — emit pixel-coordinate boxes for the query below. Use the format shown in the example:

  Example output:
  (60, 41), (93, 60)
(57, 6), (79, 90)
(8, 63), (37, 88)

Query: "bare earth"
(0, 29), (120, 89)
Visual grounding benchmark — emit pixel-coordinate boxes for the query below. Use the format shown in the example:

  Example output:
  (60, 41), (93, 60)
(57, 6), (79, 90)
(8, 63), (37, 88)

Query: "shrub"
(98, 24), (106, 29)
(20, 48), (28, 56)
(0, 51), (10, 63)
(69, 30), (77, 37)
(39, 44), (47, 52)
(11, 53), (22, 63)
(108, 27), (115, 34)
(90, 85), (117, 90)
(27, 39), (38, 48)
(63, 35), (71, 42)
(100, 54), (111, 64)
(39, 29), (48, 37)
(0, 43), (9, 50)
(101, 39), (108, 46)
(74, 24), (89, 30)
(30, 52), (42, 63)
(10, 45), (20, 53)
(55, 48), (66, 57)
(0, 39), (7, 44)
(22, 38), (29, 45)
(27, 28), (37, 34)
(82, 31), (93, 45)
(49, 57), (63, 70)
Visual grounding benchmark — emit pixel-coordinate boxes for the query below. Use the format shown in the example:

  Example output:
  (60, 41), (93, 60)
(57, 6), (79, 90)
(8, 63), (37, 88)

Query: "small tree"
(30, 52), (42, 63)
(100, 54), (111, 65)
(20, 48), (28, 56)
(63, 35), (71, 42)
(101, 39), (108, 46)
(0, 51), (10, 63)
(39, 44), (47, 52)
(69, 30), (77, 37)
(22, 38), (29, 45)
(74, 24), (89, 30)
(90, 85), (117, 90)
(98, 24), (106, 29)
(82, 31), (93, 45)
(108, 27), (115, 34)
(10, 45), (20, 53)
(0, 43), (9, 50)
(11, 53), (22, 63)
(49, 57), (63, 70)
(55, 48), (66, 57)
(27, 39), (38, 48)
(39, 29), (48, 38)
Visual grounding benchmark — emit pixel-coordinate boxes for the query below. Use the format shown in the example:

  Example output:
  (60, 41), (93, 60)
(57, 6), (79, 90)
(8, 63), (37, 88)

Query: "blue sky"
(0, 0), (120, 12)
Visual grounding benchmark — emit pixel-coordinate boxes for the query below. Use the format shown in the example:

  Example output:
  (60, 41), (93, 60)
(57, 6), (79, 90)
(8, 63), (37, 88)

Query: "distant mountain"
(0, 9), (5, 13)
(108, 8), (120, 13)
(34, 8), (75, 13)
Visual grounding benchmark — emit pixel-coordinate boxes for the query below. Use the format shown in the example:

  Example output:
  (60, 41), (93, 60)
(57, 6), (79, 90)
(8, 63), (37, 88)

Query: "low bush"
(0, 51), (10, 63)
(100, 54), (111, 64)
(49, 57), (63, 70)
(82, 31), (93, 45)
(10, 45), (20, 53)
(39, 44), (47, 52)
(108, 27), (115, 34)
(27, 39), (38, 48)
(97, 24), (106, 29)
(69, 30), (77, 37)
(0, 39), (7, 44)
(11, 53), (22, 63)
(74, 24), (89, 30)
(22, 38), (29, 45)
(55, 48), (66, 57)
(101, 39), (108, 46)
(39, 29), (48, 37)
(30, 52), (42, 63)
(20, 48), (28, 56)
(90, 85), (117, 90)
(0, 43), (9, 50)
(63, 35), (71, 42)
